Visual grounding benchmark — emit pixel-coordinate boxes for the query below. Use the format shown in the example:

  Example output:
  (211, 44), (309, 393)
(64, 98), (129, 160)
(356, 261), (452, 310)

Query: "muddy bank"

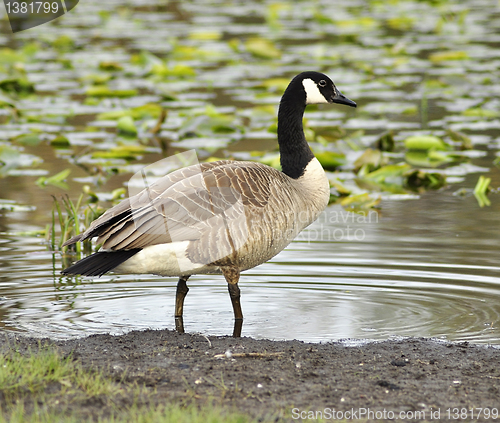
(2, 330), (500, 421)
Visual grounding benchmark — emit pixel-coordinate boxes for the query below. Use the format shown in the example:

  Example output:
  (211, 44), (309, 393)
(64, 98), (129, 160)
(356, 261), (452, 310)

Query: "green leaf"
(474, 176), (491, 207)
(405, 151), (451, 168)
(117, 116), (138, 137)
(404, 135), (449, 151)
(340, 193), (380, 212)
(86, 85), (138, 98)
(50, 135), (71, 147)
(356, 177), (408, 195)
(92, 145), (146, 160)
(245, 37), (282, 59)
(52, 35), (75, 52)
(99, 61), (124, 71)
(97, 104), (163, 121)
(188, 31), (222, 41)
(336, 17), (377, 29)
(0, 48), (27, 65)
(473, 175), (491, 196)
(353, 148), (383, 174)
(364, 163), (411, 183)
(150, 63), (196, 78)
(36, 169), (71, 190)
(130, 104), (164, 120)
(329, 178), (351, 196)
(81, 73), (113, 85)
(387, 16), (415, 31)
(462, 108), (500, 118)
(13, 133), (41, 146)
(313, 11), (335, 24)
(429, 51), (469, 63)
(131, 51), (164, 67)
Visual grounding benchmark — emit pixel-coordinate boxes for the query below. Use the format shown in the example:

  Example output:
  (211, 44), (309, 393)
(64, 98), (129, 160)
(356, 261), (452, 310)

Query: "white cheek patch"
(302, 78), (329, 104)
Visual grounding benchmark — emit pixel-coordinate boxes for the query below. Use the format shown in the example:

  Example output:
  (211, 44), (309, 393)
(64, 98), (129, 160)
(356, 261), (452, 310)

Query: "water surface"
(1, 0), (500, 344)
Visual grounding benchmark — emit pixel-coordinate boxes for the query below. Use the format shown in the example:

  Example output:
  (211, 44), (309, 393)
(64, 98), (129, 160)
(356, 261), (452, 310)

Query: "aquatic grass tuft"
(473, 175), (491, 207)
(49, 194), (102, 254)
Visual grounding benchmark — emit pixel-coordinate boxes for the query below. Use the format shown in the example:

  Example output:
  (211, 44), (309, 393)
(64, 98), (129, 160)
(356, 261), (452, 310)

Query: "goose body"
(62, 71), (356, 336)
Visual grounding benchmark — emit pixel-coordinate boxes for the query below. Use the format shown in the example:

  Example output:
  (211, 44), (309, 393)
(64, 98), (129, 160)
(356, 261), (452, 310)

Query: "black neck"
(277, 85), (315, 179)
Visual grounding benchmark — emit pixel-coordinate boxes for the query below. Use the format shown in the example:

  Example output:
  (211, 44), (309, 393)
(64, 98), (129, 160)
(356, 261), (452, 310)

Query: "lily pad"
(86, 85), (138, 98)
(353, 148), (384, 174)
(13, 133), (41, 146)
(50, 135), (71, 147)
(150, 63), (196, 78)
(363, 163), (411, 183)
(92, 145), (147, 161)
(405, 150), (454, 168)
(404, 135), (449, 151)
(36, 169), (71, 190)
(429, 51), (469, 63)
(117, 116), (138, 137)
(340, 193), (381, 212)
(462, 108), (499, 118)
(99, 61), (124, 72)
(245, 38), (282, 60)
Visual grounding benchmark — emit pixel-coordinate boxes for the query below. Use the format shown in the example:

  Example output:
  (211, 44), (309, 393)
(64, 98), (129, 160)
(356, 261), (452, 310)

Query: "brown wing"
(64, 160), (277, 251)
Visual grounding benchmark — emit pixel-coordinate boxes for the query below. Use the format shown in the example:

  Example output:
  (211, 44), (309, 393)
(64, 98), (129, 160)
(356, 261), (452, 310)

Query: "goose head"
(298, 71), (357, 107)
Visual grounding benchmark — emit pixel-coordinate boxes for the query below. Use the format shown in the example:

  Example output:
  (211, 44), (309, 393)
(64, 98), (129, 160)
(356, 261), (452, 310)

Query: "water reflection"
(1, 186), (499, 343)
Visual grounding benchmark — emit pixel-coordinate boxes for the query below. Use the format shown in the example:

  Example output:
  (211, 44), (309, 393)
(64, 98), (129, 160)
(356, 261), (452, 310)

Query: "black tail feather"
(61, 249), (141, 277)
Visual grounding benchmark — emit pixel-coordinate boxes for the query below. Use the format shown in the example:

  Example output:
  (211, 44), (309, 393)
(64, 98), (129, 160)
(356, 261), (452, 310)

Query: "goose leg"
(222, 267), (243, 337)
(175, 276), (190, 333)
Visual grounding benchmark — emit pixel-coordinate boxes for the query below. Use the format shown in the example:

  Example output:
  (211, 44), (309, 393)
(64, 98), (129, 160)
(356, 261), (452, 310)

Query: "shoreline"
(2, 329), (500, 421)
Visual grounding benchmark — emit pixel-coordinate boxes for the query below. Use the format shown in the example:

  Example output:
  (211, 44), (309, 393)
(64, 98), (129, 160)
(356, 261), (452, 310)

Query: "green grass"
(48, 193), (104, 255)
(0, 346), (122, 399)
(1, 403), (255, 423)
(0, 346), (257, 423)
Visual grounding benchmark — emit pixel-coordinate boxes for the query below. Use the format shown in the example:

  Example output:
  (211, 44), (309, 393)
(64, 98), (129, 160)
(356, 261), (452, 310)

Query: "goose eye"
(318, 80), (327, 87)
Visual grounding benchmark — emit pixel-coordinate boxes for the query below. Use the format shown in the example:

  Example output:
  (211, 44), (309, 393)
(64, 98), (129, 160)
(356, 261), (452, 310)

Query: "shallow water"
(1, 0), (500, 343)
(2, 176), (500, 343)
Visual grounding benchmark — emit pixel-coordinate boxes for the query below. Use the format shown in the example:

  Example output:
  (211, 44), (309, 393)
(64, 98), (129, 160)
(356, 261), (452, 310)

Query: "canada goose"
(62, 71), (356, 337)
